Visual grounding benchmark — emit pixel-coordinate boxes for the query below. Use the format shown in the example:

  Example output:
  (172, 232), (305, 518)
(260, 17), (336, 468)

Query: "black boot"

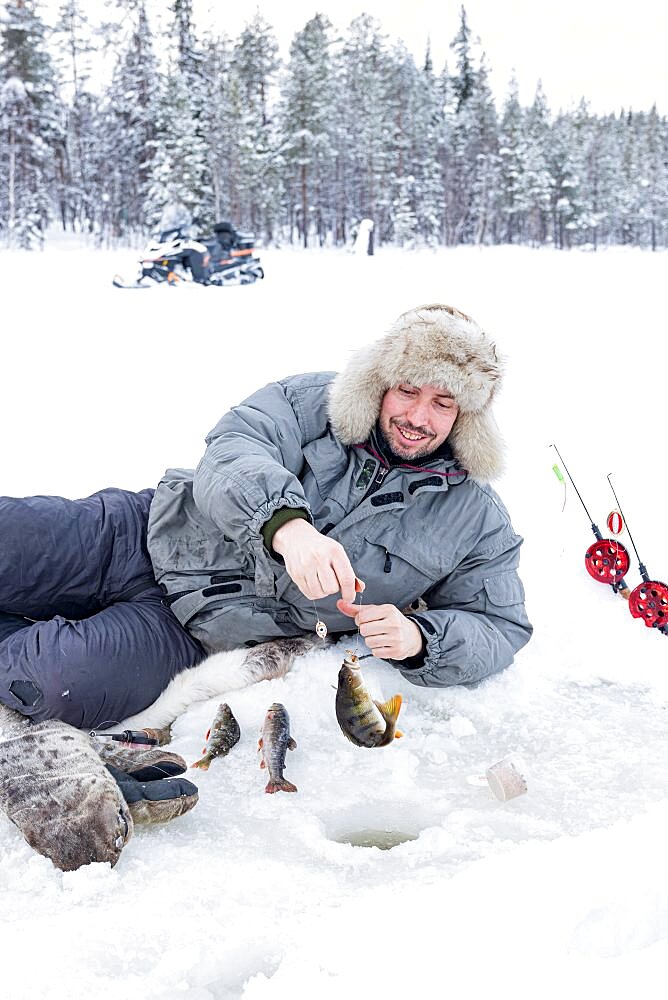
(92, 739), (199, 826)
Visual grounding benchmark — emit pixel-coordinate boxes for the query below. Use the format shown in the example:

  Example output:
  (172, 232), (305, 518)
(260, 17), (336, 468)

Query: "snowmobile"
(112, 220), (264, 289)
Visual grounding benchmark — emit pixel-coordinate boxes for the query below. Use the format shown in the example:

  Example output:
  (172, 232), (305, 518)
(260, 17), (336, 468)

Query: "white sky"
(39, 0), (667, 115)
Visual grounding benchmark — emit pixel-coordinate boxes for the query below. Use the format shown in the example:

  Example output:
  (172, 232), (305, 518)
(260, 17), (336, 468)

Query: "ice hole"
(325, 802), (428, 851)
(333, 828), (419, 850)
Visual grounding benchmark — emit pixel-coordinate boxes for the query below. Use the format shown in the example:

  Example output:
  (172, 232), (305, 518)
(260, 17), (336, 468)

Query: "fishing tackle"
(607, 510), (624, 535)
(607, 475), (668, 635)
(89, 729), (158, 746)
(551, 445), (630, 596)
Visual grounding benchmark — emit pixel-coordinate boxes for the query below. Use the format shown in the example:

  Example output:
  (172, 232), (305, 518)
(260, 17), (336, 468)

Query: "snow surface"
(1, 234), (668, 999)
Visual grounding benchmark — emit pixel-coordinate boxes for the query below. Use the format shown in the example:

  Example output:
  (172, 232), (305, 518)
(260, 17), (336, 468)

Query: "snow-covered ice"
(1, 236), (667, 999)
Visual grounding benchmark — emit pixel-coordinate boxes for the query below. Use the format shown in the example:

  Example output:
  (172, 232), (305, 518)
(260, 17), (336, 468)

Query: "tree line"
(1, 0), (666, 250)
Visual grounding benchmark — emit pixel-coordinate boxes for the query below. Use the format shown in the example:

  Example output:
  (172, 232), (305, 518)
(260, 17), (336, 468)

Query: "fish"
(335, 650), (403, 748)
(191, 703), (241, 770)
(258, 703), (298, 793)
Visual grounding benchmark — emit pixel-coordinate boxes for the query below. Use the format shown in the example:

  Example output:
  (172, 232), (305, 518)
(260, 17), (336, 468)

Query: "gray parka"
(147, 372), (532, 688)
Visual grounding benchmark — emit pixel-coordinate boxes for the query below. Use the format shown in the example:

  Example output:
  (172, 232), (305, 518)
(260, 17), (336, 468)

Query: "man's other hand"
(336, 599), (424, 660)
(272, 519), (363, 604)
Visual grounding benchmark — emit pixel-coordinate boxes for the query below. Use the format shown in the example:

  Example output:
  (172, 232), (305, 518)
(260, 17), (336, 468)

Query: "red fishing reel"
(628, 580), (668, 628)
(584, 539), (630, 584)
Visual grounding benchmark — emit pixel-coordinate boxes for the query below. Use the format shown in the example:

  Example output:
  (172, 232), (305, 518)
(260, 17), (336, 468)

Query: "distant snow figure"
(352, 218), (374, 256)
(157, 202), (192, 235)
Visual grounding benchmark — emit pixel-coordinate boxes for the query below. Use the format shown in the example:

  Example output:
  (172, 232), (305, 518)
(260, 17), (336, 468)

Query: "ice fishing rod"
(89, 729), (158, 746)
(551, 444), (631, 597)
(607, 474), (668, 635)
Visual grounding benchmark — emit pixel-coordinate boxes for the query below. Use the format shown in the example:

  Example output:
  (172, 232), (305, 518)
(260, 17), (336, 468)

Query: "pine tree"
(450, 5), (476, 113)
(100, 0), (160, 239)
(281, 14), (336, 247)
(52, 0), (100, 231)
(580, 111), (618, 249)
(548, 109), (586, 249)
(435, 64), (454, 245)
(635, 106), (667, 250)
(384, 42), (441, 246)
(201, 32), (235, 223)
(466, 56), (499, 244)
(146, 0), (208, 228)
(446, 14), (499, 245)
(145, 69), (208, 228)
(0, 0), (63, 248)
(521, 82), (552, 245)
(336, 15), (394, 243)
(232, 13), (282, 240)
(415, 47), (446, 246)
(172, 0), (202, 81)
(497, 75), (526, 243)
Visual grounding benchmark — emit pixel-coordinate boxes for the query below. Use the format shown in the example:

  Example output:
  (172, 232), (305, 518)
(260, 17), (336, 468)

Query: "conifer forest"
(1, 0), (666, 251)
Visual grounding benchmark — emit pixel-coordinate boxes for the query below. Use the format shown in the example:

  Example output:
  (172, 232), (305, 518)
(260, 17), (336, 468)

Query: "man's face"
(379, 383), (459, 460)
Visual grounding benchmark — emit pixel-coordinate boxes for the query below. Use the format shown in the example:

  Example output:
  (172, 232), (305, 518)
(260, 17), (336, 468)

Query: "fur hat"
(328, 303), (505, 482)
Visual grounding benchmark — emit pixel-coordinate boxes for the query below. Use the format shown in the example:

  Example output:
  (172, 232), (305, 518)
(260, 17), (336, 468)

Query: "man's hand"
(336, 599), (424, 660)
(272, 519), (362, 604)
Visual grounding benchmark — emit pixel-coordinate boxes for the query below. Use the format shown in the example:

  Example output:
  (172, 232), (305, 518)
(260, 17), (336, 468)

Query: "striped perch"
(335, 651), (403, 748)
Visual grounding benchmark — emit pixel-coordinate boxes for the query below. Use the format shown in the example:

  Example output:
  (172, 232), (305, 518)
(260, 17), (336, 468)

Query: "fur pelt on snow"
(328, 303), (506, 482)
(0, 704), (132, 870)
(120, 636), (319, 731)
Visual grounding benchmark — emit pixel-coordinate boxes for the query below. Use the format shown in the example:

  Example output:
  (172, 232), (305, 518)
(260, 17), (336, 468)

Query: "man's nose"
(406, 399), (431, 426)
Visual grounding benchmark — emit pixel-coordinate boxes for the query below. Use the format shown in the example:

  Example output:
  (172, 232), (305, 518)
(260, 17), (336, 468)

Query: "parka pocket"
(483, 571), (525, 607)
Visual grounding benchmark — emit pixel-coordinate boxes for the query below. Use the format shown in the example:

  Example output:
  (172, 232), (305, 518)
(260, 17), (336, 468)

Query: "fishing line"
(354, 587), (363, 658)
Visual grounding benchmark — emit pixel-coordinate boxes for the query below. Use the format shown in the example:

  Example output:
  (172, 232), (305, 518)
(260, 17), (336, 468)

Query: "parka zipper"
(361, 464), (394, 573)
(362, 462), (390, 502)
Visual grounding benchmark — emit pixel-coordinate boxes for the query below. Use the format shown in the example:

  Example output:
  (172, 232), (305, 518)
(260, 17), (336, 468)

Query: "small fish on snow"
(258, 703), (297, 793)
(191, 703), (240, 770)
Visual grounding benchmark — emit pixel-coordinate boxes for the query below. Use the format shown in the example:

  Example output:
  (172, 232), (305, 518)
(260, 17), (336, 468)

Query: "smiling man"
(149, 301), (532, 676)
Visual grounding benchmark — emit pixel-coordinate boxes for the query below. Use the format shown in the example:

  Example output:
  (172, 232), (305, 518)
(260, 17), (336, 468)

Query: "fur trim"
(328, 304), (505, 482)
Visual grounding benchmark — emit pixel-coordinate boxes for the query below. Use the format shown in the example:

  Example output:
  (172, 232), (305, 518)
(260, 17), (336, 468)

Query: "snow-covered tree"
(0, 0), (63, 247)
(172, 0), (202, 81)
(98, 0), (160, 239)
(497, 75), (527, 242)
(281, 14), (337, 247)
(145, 0), (208, 228)
(521, 81), (552, 245)
(52, 1), (101, 231)
(144, 69), (207, 227)
(446, 13), (499, 245)
(548, 110), (586, 249)
(336, 15), (394, 242)
(450, 5), (476, 113)
(637, 106), (668, 250)
(231, 13), (282, 240)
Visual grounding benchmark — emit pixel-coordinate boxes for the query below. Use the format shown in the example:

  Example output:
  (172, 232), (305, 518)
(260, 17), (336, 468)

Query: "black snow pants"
(0, 489), (205, 729)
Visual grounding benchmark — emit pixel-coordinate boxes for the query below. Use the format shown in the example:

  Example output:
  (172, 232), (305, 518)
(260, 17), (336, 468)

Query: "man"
(0, 303), (531, 870)
(149, 301), (530, 682)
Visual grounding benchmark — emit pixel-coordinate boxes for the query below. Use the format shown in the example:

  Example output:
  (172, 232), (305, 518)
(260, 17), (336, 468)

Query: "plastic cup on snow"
(485, 754), (528, 802)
